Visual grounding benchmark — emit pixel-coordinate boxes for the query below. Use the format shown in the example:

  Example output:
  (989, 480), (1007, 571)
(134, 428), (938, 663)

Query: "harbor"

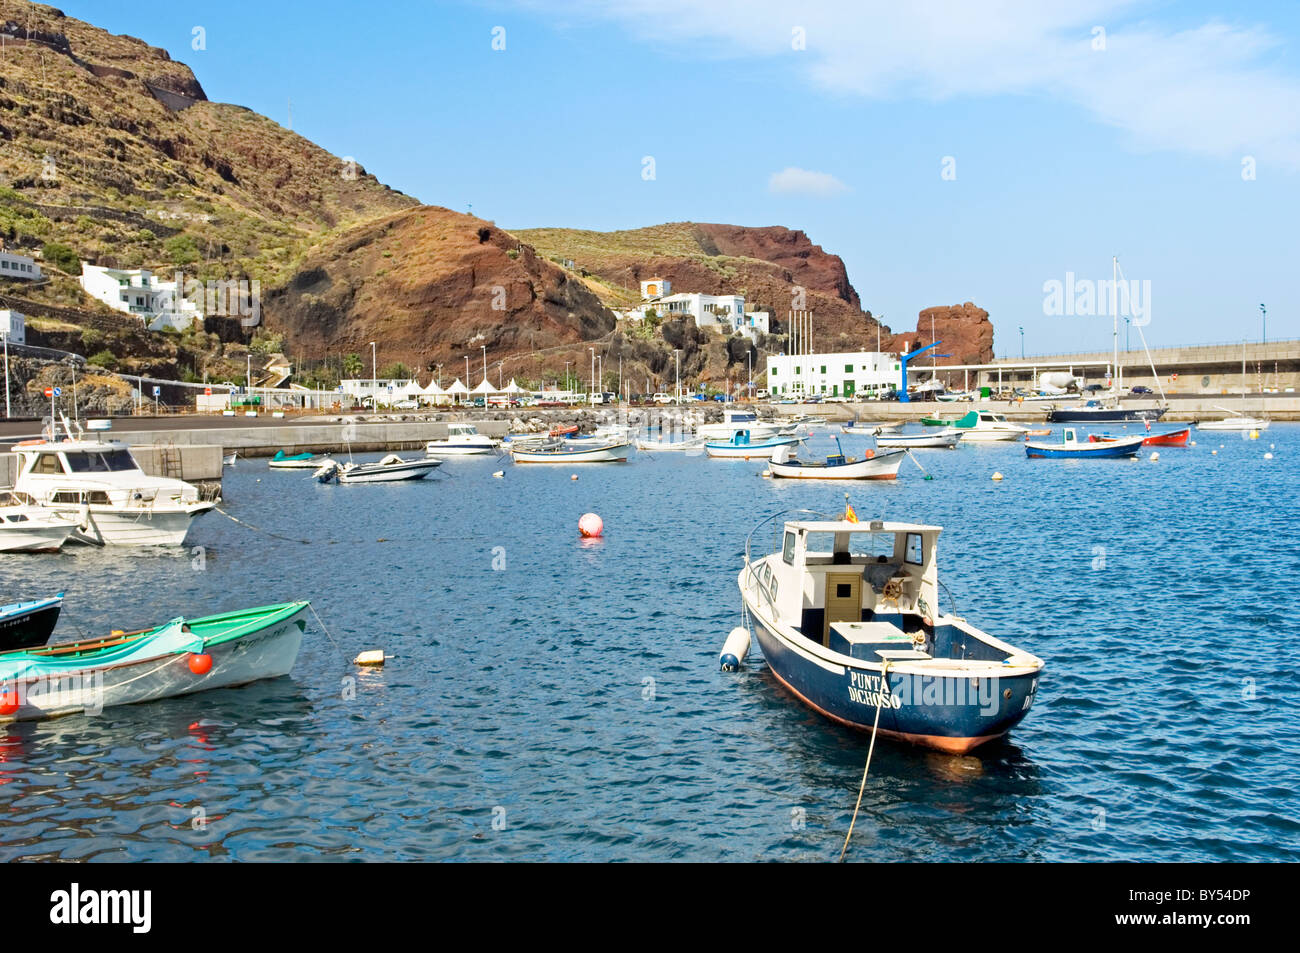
(0, 417), (1292, 860)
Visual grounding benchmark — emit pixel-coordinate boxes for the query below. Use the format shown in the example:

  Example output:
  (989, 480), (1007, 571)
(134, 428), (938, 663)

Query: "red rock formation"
(888, 303), (994, 366)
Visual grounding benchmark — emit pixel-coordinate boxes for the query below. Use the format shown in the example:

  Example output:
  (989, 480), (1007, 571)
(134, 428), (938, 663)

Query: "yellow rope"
(839, 660), (890, 862)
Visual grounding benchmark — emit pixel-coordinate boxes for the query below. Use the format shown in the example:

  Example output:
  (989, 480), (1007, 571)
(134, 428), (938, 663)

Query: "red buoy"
(188, 653), (213, 675)
(579, 513), (603, 538)
(0, 689), (19, 716)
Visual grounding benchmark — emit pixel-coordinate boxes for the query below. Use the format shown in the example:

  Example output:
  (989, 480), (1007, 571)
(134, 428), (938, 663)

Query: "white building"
(766, 350), (901, 399)
(79, 263), (202, 332)
(339, 378), (419, 406)
(0, 309), (25, 345)
(629, 290), (770, 341)
(640, 277), (670, 299)
(0, 248), (41, 281)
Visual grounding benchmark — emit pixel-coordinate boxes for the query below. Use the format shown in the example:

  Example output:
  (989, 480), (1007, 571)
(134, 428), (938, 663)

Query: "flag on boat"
(844, 503), (858, 523)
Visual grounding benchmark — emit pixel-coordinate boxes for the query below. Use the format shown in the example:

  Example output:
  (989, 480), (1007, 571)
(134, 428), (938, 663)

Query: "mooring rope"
(306, 603), (352, 668)
(839, 660), (891, 862)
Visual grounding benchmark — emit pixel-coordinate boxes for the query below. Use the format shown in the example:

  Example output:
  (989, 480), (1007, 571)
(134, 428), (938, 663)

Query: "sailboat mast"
(1112, 255), (1120, 394)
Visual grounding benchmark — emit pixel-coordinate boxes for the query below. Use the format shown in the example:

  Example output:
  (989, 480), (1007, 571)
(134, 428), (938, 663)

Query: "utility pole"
(674, 349), (681, 404)
(1, 328), (8, 418)
(1019, 326), (1024, 360)
(481, 344), (487, 383)
(589, 347), (595, 403)
(1260, 303), (1266, 346)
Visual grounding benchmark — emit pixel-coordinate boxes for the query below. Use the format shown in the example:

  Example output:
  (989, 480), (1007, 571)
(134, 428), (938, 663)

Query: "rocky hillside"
(515, 222), (885, 349)
(0, 0), (414, 288)
(261, 207), (617, 375)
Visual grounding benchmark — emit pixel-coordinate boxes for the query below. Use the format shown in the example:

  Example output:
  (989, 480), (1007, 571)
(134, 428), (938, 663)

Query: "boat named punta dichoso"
(733, 511), (1044, 753)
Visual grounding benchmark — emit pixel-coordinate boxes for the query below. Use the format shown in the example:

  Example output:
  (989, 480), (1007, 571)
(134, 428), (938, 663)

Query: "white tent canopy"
(444, 378), (470, 395)
(472, 378), (499, 395)
(502, 378), (527, 394)
(420, 379), (446, 396)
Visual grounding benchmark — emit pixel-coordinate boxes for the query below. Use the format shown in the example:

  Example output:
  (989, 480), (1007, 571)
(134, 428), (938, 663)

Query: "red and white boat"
(1088, 427), (1189, 447)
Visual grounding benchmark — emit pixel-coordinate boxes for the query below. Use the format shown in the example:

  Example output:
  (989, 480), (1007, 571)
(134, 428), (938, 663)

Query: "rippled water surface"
(2, 424), (1297, 861)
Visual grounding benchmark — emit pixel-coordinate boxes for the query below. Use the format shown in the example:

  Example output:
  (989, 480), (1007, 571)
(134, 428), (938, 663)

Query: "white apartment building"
(766, 350), (901, 399)
(0, 248), (41, 281)
(630, 290), (770, 341)
(79, 263), (203, 332)
(0, 309), (25, 345)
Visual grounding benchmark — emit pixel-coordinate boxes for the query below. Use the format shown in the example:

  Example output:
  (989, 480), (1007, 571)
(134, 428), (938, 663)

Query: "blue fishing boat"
(268, 450), (324, 470)
(1025, 427), (1143, 458)
(0, 595), (63, 652)
(733, 512), (1044, 753)
(704, 429), (800, 459)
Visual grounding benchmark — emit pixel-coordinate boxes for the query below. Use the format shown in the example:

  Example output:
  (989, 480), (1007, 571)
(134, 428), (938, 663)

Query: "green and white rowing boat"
(0, 601), (310, 722)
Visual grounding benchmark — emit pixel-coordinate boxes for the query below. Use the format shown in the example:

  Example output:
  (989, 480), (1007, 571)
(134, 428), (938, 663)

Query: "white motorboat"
(509, 440), (630, 463)
(874, 429), (962, 449)
(0, 492), (77, 553)
(315, 454), (441, 483)
(949, 410), (1030, 442)
(10, 424), (213, 546)
(705, 430), (801, 459)
(697, 409), (783, 441)
(842, 422), (899, 435)
(768, 444), (906, 480)
(425, 423), (500, 455)
(268, 450), (328, 469)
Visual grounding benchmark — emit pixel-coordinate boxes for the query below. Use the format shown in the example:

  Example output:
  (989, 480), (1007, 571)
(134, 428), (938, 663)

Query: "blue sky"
(70, 0), (1300, 356)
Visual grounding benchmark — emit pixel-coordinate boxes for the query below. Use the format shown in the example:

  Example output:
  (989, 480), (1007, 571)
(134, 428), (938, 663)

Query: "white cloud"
(768, 167), (849, 196)
(541, 1), (1300, 168)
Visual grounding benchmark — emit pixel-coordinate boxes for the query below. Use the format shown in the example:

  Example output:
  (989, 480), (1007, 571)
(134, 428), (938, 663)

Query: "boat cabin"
(754, 519), (940, 644)
(12, 438), (197, 505)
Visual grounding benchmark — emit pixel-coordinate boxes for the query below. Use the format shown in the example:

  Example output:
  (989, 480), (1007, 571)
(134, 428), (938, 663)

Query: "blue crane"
(898, 341), (950, 402)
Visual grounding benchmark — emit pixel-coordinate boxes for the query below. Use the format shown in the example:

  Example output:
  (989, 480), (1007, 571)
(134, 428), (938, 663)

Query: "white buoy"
(1264, 452), (1274, 460)
(1211, 450), (1218, 455)
(354, 650), (386, 666)
(1190, 440), (1196, 446)
(720, 626), (750, 671)
(1149, 451), (1160, 462)
(991, 471), (1003, 481)
(492, 470), (504, 478)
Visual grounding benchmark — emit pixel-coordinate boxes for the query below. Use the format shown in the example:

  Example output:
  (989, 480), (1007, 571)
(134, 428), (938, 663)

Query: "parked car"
(652, 393), (674, 405)
(1083, 384), (1107, 394)
(1130, 385), (1153, 395)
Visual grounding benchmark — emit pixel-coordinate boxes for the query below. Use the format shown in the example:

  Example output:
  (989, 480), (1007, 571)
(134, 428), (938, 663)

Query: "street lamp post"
(481, 344), (487, 383)
(369, 341), (377, 407)
(674, 349), (681, 404)
(1260, 303), (1266, 345)
(564, 361), (571, 394)
(1018, 326), (1024, 360)
(589, 347), (595, 404)
(2, 329), (10, 419)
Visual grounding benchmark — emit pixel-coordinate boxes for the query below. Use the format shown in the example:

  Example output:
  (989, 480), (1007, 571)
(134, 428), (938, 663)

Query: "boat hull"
(743, 601), (1039, 754)
(768, 449), (905, 480)
(424, 443), (497, 455)
(1195, 418), (1269, 431)
(64, 504), (214, 546)
(0, 605), (307, 722)
(875, 431), (961, 449)
(510, 442), (630, 463)
(1090, 428), (1189, 447)
(338, 460), (441, 482)
(1047, 406), (1166, 422)
(1025, 439), (1142, 458)
(957, 430), (1024, 442)
(0, 598), (62, 652)
(705, 438), (800, 459)
(0, 520), (74, 553)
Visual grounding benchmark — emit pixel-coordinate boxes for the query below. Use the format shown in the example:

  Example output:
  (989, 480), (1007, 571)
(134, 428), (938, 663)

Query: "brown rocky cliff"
(262, 207), (616, 373)
(888, 302), (994, 366)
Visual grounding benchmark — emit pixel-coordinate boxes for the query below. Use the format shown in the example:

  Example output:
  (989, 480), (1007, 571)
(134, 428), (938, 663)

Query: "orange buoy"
(188, 653), (213, 675)
(0, 689), (19, 716)
(579, 513), (603, 538)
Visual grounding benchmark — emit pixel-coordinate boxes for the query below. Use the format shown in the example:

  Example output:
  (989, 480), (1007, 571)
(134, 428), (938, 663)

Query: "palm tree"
(343, 353), (363, 378)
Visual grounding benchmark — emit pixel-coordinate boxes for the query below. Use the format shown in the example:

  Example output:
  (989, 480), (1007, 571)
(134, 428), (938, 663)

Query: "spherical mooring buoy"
(579, 513), (603, 538)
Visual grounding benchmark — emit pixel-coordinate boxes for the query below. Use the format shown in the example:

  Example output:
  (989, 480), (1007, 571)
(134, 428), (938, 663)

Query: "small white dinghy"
(874, 428), (962, 449)
(768, 443), (906, 480)
(315, 454), (441, 483)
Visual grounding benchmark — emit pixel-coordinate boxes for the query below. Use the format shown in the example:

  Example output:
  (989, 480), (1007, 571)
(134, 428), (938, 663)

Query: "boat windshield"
(63, 449), (140, 473)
